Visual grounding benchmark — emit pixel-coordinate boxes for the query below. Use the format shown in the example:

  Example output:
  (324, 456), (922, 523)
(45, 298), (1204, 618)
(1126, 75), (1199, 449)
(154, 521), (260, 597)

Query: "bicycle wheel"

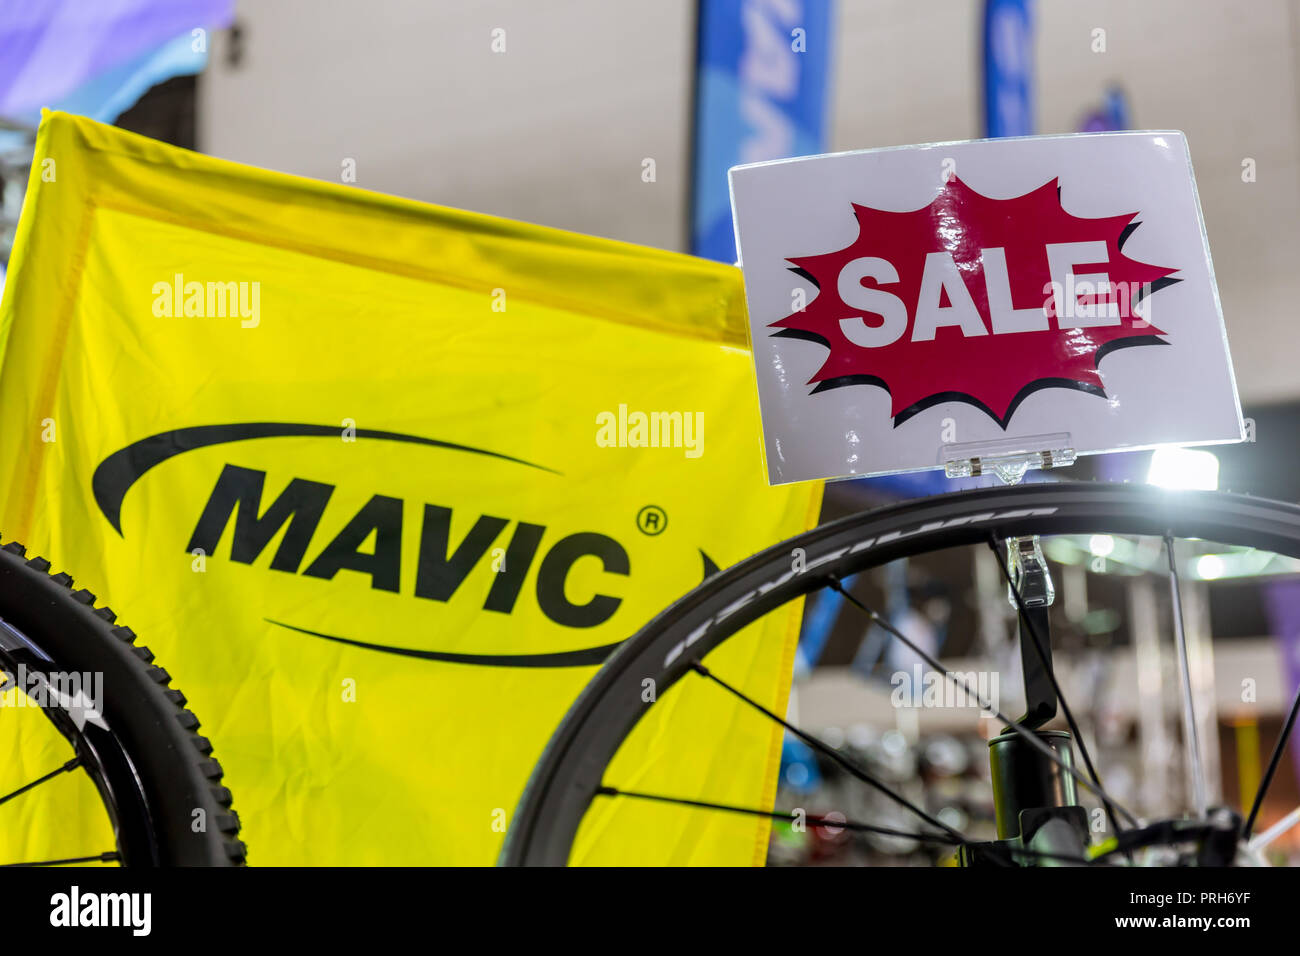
(0, 538), (245, 866)
(502, 481), (1300, 866)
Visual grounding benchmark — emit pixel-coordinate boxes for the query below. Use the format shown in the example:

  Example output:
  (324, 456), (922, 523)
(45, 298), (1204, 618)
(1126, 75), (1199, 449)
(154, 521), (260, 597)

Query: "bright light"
(1089, 534), (1115, 558)
(1147, 447), (1220, 491)
(1196, 554), (1226, 580)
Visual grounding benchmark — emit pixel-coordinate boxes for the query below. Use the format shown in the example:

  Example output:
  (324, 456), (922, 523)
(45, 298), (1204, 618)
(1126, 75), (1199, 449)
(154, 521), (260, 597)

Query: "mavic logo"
(188, 463), (629, 630)
(91, 422), (687, 667)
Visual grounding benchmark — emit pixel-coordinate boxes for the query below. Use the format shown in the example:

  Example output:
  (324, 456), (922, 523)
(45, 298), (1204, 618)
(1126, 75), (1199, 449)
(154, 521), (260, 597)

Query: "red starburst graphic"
(772, 176), (1180, 427)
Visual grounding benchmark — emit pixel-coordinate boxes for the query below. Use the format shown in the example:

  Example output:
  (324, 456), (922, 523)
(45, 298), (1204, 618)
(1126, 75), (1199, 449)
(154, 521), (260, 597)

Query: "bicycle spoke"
(688, 660), (968, 843)
(1165, 535), (1208, 818)
(1, 851), (119, 867)
(596, 785), (960, 844)
(1243, 679), (1300, 839)
(827, 576), (1140, 829)
(986, 536), (1126, 838)
(597, 784), (1093, 864)
(1248, 804), (1300, 851)
(0, 756), (80, 807)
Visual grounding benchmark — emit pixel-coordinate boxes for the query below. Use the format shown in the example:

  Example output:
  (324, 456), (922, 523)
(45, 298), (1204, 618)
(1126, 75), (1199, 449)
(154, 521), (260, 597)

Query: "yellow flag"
(0, 112), (821, 865)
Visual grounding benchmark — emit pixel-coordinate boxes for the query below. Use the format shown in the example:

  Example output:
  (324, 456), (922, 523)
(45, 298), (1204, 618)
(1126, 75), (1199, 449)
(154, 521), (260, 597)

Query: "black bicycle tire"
(0, 538), (245, 866)
(501, 481), (1300, 866)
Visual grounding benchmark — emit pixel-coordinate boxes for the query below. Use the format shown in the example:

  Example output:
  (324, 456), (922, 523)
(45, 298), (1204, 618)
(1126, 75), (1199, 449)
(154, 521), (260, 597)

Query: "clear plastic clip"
(941, 432), (1077, 486)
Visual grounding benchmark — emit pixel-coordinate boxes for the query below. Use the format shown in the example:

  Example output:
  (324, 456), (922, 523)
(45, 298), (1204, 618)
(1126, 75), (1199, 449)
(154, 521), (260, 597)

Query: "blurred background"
(2, 0), (1299, 865)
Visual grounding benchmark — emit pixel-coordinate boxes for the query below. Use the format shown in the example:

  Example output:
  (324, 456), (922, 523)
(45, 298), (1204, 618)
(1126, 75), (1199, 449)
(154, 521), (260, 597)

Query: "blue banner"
(691, 0), (835, 263)
(0, 0), (233, 122)
(983, 0), (1034, 137)
(1079, 85), (1131, 133)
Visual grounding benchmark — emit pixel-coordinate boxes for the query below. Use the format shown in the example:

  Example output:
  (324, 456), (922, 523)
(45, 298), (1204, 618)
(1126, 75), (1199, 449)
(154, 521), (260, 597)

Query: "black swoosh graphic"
(266, 550), (725, 668)
(265, 618), (623, 668)
(93, 422), (561, 534)
(701, 548), (720, 579)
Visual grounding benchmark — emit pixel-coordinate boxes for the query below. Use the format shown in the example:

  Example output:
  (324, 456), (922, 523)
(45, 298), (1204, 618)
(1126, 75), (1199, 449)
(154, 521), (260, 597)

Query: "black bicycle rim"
(501, 481), (1300, 866)
(0, 625), (156, 866)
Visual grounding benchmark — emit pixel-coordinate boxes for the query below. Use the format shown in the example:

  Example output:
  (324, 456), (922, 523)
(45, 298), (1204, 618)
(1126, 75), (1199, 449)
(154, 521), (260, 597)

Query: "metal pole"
(1129, 576), (1169, 817)
(1166, 537), (1208, 818)
(1187, 580), (1221, 805)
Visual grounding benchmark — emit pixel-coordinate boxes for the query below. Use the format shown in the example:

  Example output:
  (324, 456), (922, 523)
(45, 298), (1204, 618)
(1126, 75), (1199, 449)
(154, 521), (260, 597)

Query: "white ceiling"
(200, 0), (1300, 403)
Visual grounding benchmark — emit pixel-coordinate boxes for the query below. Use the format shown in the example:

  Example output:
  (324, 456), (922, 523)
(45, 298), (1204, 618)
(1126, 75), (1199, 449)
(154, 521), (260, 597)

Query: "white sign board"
(729, 132), (1244, 485)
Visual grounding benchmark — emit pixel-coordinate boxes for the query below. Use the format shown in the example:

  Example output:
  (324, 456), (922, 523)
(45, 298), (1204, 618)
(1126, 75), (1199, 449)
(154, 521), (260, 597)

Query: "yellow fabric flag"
(0, 112), (821, 865)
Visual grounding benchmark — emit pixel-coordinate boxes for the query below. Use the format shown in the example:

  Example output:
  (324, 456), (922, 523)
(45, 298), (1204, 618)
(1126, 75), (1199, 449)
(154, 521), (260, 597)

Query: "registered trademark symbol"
(636, 505), (667, 536)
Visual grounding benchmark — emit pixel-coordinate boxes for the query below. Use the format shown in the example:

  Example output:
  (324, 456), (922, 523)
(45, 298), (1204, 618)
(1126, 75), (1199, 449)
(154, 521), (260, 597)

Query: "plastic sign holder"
(941, 432), (1075, 485)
